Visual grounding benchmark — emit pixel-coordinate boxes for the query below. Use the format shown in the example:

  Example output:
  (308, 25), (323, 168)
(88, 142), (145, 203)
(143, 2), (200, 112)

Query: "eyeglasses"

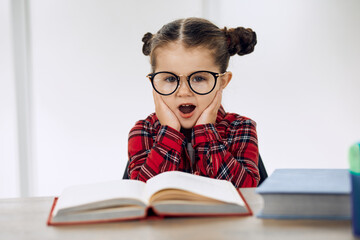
(147, 71), (226, 96)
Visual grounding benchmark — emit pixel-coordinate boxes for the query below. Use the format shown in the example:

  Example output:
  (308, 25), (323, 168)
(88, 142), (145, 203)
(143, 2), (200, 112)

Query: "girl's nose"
(176, 77), (193, 97)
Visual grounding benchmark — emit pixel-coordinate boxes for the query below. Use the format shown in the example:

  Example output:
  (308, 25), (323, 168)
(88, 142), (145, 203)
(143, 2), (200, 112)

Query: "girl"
(127, 17), (259, 188)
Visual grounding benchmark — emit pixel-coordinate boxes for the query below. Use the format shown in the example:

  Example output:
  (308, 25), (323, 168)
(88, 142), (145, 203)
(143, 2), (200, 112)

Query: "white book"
(47, 171), (252, 225)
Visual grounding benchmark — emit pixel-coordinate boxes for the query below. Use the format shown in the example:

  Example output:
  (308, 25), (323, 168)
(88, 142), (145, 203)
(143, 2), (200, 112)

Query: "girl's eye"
(164, 76), (177, 83)
(192, 76), (207, 82)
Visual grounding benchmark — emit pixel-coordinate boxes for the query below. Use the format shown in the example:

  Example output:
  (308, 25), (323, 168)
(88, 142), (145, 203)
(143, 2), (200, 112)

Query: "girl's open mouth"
(178, 104), (196, 118)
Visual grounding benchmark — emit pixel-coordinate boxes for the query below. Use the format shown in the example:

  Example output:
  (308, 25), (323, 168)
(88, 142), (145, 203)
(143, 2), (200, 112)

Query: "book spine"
(350, 173), (360, 237)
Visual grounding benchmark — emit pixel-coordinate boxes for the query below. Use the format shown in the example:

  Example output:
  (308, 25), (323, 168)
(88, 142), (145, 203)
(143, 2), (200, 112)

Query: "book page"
(144, 171), (244, 206)
(53, 179), (146, 215)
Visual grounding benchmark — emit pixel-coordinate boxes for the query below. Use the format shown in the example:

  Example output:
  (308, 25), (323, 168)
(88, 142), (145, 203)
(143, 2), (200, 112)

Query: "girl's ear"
(220, 71), (232, 89)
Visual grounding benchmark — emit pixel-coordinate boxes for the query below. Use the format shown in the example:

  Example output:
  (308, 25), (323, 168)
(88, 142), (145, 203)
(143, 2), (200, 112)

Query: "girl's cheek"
(198, 96), (212, 109)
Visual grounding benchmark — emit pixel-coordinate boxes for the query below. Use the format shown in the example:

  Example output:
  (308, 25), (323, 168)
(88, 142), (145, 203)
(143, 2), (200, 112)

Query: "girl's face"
(153, 42), (232, 129)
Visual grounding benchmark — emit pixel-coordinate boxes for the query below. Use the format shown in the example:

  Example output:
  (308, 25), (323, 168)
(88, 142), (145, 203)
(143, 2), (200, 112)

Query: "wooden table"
(0, 188), (355, 240)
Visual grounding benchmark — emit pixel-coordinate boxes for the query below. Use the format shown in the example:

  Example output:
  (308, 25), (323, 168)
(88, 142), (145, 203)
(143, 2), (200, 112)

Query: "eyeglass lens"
(152, 71), (216, 95)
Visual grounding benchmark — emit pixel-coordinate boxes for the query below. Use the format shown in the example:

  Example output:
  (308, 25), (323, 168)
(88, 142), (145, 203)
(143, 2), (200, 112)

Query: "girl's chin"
(176, 111), (198, 129)
(179, 118), (197, 129)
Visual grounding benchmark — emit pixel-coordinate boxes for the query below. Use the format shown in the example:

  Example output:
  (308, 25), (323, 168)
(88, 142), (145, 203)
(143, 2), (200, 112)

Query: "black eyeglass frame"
(147, 70), (226, 96)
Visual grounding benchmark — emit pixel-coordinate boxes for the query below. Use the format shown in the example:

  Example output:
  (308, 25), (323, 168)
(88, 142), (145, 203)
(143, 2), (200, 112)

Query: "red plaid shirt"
(127, 106), (260, 188)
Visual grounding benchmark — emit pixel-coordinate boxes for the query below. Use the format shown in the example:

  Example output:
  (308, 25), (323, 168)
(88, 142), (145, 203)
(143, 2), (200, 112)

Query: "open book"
(47, 171), (252, 225)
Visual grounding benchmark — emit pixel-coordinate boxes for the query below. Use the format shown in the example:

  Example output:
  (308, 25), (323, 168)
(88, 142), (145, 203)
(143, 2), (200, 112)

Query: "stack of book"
(256, 168), (351, 220)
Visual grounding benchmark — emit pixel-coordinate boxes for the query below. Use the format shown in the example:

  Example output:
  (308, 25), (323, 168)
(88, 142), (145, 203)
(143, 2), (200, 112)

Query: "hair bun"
(223, 27), (257, 56)
(142, 32), (153, 56)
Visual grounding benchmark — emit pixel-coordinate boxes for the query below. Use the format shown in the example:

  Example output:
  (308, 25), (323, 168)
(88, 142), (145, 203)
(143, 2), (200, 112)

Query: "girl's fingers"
(215, 89), (223, 109)
(153, 90), (166, 108)
(152, 90), (158, 106)
(152, 90), (181, 131)
(153, 90), (164, 111)
(209, 89), (223, 112)
(196, 89), (223, 126)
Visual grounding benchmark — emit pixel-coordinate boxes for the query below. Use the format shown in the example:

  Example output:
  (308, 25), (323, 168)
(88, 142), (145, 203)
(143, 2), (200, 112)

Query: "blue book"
(256, 169), (351, 220)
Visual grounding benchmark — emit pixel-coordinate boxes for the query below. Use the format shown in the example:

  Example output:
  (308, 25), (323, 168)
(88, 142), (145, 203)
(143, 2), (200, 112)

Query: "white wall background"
(1, 0), (359, 197)
(0, 0), (20, 197)
(215, 0), (360, 172)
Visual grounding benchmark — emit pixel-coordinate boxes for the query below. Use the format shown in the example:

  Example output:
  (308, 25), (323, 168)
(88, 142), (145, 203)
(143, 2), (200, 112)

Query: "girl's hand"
(196, 89), (223, 126)
(153, 90), (181, 131)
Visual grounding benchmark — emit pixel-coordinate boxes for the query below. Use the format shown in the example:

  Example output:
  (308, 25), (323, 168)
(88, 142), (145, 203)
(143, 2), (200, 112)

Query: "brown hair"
(142, 17), (257, 73)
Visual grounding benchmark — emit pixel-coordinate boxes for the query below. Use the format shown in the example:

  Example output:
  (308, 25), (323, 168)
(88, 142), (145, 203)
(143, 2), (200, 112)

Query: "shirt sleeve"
(192, 120), (260, 188)
(127, 120), (186, 182)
